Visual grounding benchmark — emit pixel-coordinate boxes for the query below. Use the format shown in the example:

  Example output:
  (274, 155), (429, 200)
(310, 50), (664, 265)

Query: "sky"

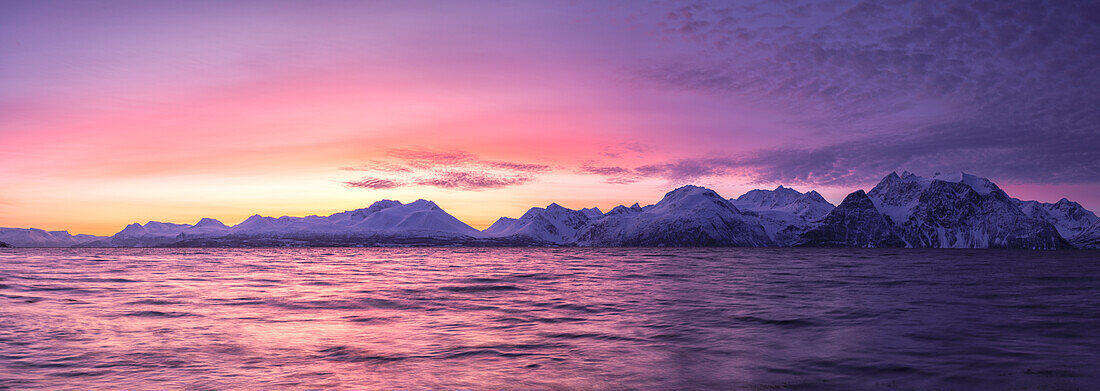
(1, 0), (1098, 236)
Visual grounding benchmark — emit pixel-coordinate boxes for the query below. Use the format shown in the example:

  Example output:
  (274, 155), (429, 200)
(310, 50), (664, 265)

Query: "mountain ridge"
(2, 171), (1096, 249)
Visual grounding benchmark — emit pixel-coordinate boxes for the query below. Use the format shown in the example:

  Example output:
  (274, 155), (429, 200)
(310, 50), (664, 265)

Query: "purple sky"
(1, 0), (1098, 234)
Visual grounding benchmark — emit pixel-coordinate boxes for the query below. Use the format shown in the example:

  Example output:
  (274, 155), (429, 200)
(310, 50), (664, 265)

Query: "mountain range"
(2, 171), (1098, 249)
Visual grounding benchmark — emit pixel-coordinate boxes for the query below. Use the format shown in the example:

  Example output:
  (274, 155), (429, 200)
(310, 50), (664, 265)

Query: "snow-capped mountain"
(730, 185), (834, 246)
(575, 185), (773, 247)
(606, 203), (644, 216)
(1015, 198), (1099, 240)
(2, 173), (1093, 248)
(799, 190), (906, 248)
(115, 221), (190, 237)
(0, 228), (107, 247)
(104, 199), (484, 247)
(108, 221), (195, 246)
(865, 172), (1070, 249)
(180, 218), (231, 238)
(484, 203), (595, 244)
(224, 199), (479, 236)
(579, 207), (604, 219)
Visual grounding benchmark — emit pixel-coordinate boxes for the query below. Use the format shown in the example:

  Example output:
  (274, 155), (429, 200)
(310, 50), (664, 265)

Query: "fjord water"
(1, 248), (1097, 390)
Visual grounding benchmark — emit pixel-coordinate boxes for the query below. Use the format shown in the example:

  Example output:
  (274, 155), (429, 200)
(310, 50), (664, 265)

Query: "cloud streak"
(581, 120), (1100, 187)
(343, 148), (546, 191)
(414, 171), (532, 190)
(345, 178), (405, 189)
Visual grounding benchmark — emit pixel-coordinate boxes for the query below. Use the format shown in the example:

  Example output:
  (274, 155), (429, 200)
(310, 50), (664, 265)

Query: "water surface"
(1, 248), (1098, 390)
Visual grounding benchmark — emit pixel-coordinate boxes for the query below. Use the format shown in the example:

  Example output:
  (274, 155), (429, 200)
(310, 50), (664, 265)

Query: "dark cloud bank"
(650, 0), (1100, 186)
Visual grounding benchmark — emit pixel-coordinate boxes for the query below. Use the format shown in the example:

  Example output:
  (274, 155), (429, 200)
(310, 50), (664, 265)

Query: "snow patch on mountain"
(579, 207), (604, 219)
(866, 172), (1070, 249)
(0, 228), (107, 247)
(1072, 220), (1100, 249)
(1015, 198), (1099, 240)
(102, 199), (483, 247)
(730, 185), (835, 245)
(484, 203), (594, 244)
(576, 185), (772, 247)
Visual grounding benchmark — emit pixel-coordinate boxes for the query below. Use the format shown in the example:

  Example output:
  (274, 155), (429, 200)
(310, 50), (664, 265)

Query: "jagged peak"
(367, 199), (403, 210)
(114, 223), (148, 237)
(580, 207), (603, 214)
(664, 184), (709, 194)
(660, 185), (721, 204)
(880, 171), (915, 183)
(772, 185), (801, 195)
(872, 170), (1003, 197)
(840, 189), (871, 204)
(1053, 198), (1081, 208)
(545, 203), (570, 212)
(931, 172), (999, 195)
(608, 204), (643, 215)
(194, 218), (227, 228)
(406, 199), (440, 210)
(872, 171), (911, 192)
(241, 214), (272, 224)
(798, 190), (830, 204)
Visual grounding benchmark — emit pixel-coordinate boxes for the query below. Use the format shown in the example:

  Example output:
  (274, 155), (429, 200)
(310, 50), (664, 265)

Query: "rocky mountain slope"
(799, 190), (906, 248)
(484, 203), (596, 245)
(1015, 198), (1099, 240)
(1072, 221), (1100, 249)
(575, 186), (773, 247)
(863, 172), (1070, 249)
(730, 186), (834, 246)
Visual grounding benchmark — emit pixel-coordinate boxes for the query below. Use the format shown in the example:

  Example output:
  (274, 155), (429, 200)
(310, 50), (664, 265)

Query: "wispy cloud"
(386, 148), (477, 168)
(599, 142), (653, 159)
(484, 161), (550, 173)
(414, 171), (533, 190)
(343, 148), (546, 191)
(580, 158), (741, 184)
(580, 165), (641, 184)
(345, 178), (405, 189)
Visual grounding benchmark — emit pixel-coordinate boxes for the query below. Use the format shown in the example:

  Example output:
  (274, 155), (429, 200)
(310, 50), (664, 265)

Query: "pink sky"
(2, 1), (1097, 235)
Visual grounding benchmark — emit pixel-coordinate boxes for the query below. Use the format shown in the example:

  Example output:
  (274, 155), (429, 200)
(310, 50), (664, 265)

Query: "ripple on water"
(125, 299), (182, 305)
(731, 315), (818, 328)
(1, 247), (1098, 390)
(319, 346), (412, 363)
(439, 285), (524, 293)
(122, 311), (199, 318)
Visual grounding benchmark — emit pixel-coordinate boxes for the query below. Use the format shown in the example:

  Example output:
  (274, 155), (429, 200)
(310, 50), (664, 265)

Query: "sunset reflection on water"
(2, 248), (1099, 390)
